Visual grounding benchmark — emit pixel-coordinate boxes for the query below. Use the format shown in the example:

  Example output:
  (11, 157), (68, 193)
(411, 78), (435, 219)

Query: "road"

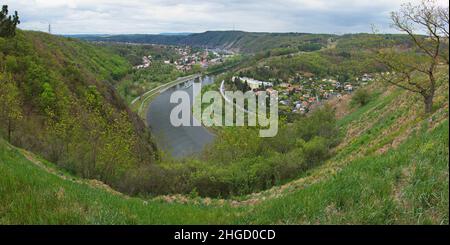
(131, 74), (201, 118)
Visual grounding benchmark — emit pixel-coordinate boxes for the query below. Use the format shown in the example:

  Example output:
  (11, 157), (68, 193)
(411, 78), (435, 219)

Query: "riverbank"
(146, 75), (216, 158)
(130, 73), (201, 120)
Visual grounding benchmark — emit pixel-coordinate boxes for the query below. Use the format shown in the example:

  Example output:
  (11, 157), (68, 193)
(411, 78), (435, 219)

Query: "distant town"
(134, 46), (235, 72)
(133, 43), (376, 116)
(231, 73), (375, 114)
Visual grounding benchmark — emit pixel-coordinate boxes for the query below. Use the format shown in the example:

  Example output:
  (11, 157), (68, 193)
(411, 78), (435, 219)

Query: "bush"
(351, 88), (371, 107)
(302, 136), (329, 166)
(295, 105), (340, 145)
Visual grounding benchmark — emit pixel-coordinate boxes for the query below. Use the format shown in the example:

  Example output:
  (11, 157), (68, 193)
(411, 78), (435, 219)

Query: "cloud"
(3, 0), (448, 34)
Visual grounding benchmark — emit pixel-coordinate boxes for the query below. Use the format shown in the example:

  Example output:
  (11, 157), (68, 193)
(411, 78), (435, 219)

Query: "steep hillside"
(0, 31), (158, 194)
(1, 78), (447, 224)
(74, 31), (334, 53)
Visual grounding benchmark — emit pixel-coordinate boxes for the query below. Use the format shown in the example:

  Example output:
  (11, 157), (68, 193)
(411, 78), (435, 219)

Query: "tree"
(376, 0), (449, 113)
(0, 75), (23, 142)
(338, 73), (350, 84)
(351, 88), (371, 107)
(0, 5), (20, 38)
(40, 82), (57, 114)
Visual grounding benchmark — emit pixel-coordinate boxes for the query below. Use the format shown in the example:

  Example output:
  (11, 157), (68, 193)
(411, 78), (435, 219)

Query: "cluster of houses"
(169, 46), (200, 71)
(171, 47), (233, 72)
(134, 55), (152, 69)
(233, 73), (375, 114)
(133, 46), (233, 72)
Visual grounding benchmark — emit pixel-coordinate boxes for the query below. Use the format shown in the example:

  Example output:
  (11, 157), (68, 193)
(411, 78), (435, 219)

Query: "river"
(146, 76), (216, 158)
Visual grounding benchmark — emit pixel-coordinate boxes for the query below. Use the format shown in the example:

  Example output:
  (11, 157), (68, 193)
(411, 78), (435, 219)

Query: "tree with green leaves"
(351, 88), (371, 107)
(0, 75), (23, 142)
(0, 5), (20, 38)
(376, 0), (449, 114)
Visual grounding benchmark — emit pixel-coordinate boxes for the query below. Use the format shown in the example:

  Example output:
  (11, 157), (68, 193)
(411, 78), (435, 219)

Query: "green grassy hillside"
(1, 80), (447, 224)
(0, 31), (159, 195)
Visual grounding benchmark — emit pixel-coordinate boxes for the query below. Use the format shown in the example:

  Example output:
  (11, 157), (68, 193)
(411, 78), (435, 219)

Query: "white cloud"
(3, 0), (448, 34)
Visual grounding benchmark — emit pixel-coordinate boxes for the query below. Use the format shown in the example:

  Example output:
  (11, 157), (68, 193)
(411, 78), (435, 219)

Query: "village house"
(266, 87), (278, 96)
(361, 73), (374, 82)
(279, 100), (290, 106)
(233, 76), (273, 90)
(344, 84), (353, 92)
(134, 55), (152, 69)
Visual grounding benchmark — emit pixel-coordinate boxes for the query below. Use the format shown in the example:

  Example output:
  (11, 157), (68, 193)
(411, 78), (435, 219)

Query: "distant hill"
(159, 32), (193, 36)
(74, 31), (336, 53)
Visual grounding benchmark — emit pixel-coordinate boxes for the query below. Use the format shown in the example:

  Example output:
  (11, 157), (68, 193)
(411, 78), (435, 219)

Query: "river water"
(146, 76), (216, 158)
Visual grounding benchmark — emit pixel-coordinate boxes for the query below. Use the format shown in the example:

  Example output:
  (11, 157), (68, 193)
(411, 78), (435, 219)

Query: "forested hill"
(0, 30), (159, 193)
(72, 31), (336, 53)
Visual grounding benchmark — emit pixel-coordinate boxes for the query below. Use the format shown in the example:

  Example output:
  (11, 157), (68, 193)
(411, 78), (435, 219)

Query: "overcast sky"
(3, 0), (448, 34)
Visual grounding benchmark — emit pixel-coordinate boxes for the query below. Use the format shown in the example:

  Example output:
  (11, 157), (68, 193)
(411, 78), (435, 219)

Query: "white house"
(233, 76), (273, 90)
(344, 84), (353, 92)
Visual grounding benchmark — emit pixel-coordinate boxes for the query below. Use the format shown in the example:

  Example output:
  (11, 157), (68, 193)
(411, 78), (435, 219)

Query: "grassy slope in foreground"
(0, 85), (448, 224)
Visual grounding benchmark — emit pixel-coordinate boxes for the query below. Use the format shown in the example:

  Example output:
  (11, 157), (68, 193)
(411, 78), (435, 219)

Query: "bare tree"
(376, 0), (449, 113)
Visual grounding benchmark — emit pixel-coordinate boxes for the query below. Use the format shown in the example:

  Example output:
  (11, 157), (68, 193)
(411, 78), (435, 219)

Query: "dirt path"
(18, 148), (128, 198)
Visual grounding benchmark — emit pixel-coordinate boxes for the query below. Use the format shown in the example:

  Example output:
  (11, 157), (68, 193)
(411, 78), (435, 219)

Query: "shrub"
(302, 136), (329, 166)
(351, 88), (371, 107)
